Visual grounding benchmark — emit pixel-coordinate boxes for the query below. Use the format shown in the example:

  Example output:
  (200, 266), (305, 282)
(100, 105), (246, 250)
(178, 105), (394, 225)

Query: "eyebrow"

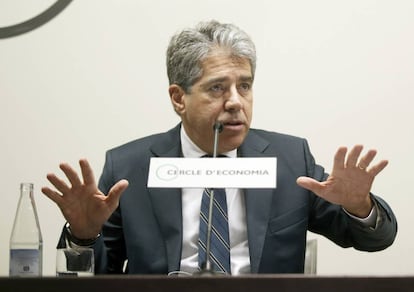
(203, 75), (253, 87)
(239, 76), (254, 83)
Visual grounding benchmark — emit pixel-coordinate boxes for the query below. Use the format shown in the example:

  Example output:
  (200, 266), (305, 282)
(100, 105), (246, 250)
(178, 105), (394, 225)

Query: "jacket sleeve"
(94, 150), (127, 274)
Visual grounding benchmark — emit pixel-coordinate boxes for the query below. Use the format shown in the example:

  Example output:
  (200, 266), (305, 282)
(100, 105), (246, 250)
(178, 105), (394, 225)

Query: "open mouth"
(222, 121), (244, 130)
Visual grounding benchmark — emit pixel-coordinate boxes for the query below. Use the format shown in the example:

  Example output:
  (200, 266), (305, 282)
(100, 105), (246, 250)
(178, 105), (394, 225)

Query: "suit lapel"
(239, 130), (275, 273)
(147, 125), (183, 272)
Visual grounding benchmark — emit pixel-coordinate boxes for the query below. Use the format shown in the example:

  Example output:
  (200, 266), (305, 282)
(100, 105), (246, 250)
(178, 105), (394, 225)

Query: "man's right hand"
(42, 158), (129, 239)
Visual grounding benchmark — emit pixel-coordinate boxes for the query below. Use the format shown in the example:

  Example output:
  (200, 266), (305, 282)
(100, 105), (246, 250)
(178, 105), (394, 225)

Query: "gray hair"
(166, 20), (257, 93)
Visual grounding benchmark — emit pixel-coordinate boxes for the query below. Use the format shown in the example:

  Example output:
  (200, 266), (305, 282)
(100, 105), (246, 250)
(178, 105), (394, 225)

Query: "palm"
(58, 186), (110, 237)
(42, 159), (128, 239)
(297, 145), (388, 217)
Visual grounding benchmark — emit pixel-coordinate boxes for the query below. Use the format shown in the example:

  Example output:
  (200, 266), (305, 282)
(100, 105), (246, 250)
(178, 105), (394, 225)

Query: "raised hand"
(42, 159), (129, 239)
(296, 145), (388, 218)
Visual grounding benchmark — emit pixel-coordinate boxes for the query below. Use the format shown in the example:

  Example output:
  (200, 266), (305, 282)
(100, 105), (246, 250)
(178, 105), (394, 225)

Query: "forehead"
(199, 50), (252, 80)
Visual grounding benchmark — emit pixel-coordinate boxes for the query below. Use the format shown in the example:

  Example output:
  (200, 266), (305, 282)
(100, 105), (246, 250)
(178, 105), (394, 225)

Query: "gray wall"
(1, 0), (413, 276)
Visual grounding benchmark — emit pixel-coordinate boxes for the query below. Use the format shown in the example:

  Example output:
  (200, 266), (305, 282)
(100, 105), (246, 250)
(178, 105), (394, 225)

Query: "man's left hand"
(296, 145), (388, 218)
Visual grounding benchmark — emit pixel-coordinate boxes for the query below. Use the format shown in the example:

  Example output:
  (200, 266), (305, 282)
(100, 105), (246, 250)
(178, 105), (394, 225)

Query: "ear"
(169, 84), (186, 115)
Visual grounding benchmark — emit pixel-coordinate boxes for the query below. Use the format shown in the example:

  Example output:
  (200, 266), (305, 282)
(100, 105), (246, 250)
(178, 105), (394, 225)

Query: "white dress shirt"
(179, 126), (251, 275)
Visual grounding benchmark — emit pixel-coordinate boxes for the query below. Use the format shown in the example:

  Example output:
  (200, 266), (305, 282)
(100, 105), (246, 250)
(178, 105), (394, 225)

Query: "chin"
(220, 136), (245, 153)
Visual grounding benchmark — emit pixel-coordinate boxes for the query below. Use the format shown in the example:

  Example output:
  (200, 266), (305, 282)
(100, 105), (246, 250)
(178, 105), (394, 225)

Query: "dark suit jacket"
(68, 124), (397, 274)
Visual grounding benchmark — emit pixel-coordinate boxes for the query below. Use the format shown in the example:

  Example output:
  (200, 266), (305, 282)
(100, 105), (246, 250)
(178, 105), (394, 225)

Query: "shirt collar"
(180, 125), (237, 158)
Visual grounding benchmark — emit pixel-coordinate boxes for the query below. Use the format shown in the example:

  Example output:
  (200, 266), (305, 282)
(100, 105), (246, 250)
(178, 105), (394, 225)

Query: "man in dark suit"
(42, 20), (397, 275)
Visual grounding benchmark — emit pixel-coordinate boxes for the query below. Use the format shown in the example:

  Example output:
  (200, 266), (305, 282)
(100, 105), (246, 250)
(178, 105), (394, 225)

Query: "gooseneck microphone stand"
(195, 122), (224, 276)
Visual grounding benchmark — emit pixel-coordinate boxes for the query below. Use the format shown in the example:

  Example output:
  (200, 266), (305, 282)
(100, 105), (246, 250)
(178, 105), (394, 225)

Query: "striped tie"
(198, 187), (231, 274)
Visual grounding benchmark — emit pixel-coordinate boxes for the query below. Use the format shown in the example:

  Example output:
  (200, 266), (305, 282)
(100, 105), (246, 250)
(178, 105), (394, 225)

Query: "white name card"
(147, 157), (277, 188)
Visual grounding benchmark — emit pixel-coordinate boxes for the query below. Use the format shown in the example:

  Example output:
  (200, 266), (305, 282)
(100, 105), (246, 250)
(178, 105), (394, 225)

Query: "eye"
(210, 84), (224, 92)
(238, 82), (251, 93)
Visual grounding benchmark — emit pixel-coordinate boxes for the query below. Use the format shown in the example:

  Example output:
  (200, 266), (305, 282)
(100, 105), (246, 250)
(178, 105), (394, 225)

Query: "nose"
(224, 86), (243, 112)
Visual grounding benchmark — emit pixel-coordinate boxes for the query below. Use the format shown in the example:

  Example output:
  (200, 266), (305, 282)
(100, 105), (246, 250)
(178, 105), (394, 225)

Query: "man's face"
(170, 50), (253, 154)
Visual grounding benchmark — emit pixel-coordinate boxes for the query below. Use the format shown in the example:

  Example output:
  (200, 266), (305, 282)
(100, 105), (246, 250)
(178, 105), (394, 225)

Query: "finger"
(346, 145), (364, 168)
(368, 159), (389, 176)
(358, 149), (377, 169)
(79, 159), (96, 186)
(296, 177), (324, 195)
(106, 179), (129, 208)
(333, 146), (347, 171)
(41, 186), (64, 205)
(46, 173), (71, 194)
(60, 162), (83, 187)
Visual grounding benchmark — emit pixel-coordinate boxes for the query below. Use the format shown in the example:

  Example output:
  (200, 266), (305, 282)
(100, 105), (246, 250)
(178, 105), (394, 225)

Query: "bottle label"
(10, 249), (41, 276)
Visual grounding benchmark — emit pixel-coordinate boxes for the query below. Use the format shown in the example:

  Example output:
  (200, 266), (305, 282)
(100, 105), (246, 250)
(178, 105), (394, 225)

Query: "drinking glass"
(56, 247), (94, 277)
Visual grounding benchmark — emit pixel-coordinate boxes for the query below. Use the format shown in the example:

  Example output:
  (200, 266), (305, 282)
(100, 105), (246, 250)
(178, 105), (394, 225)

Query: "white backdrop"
(1, 0), (413, 276)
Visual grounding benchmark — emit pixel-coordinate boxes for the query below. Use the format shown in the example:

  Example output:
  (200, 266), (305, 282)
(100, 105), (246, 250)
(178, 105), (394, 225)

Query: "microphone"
(197, 121), (224, 275)
(212, 122), (223, 158)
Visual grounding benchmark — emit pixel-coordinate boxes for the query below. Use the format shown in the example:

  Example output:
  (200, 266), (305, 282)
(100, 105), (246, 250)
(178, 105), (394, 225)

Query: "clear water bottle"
(9, 183), (43, 276)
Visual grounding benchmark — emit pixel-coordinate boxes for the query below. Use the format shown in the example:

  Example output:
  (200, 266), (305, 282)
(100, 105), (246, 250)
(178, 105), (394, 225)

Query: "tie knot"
(202, 154), (227, 158)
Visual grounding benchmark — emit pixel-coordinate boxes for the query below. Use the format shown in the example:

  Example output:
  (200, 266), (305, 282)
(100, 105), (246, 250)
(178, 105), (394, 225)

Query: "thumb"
(106, 179), (129, 207)
(296, 176), (323, 194)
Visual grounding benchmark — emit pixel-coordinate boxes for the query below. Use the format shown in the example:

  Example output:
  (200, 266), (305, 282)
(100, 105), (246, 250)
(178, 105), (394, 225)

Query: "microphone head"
(213, 122), (224, 133)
